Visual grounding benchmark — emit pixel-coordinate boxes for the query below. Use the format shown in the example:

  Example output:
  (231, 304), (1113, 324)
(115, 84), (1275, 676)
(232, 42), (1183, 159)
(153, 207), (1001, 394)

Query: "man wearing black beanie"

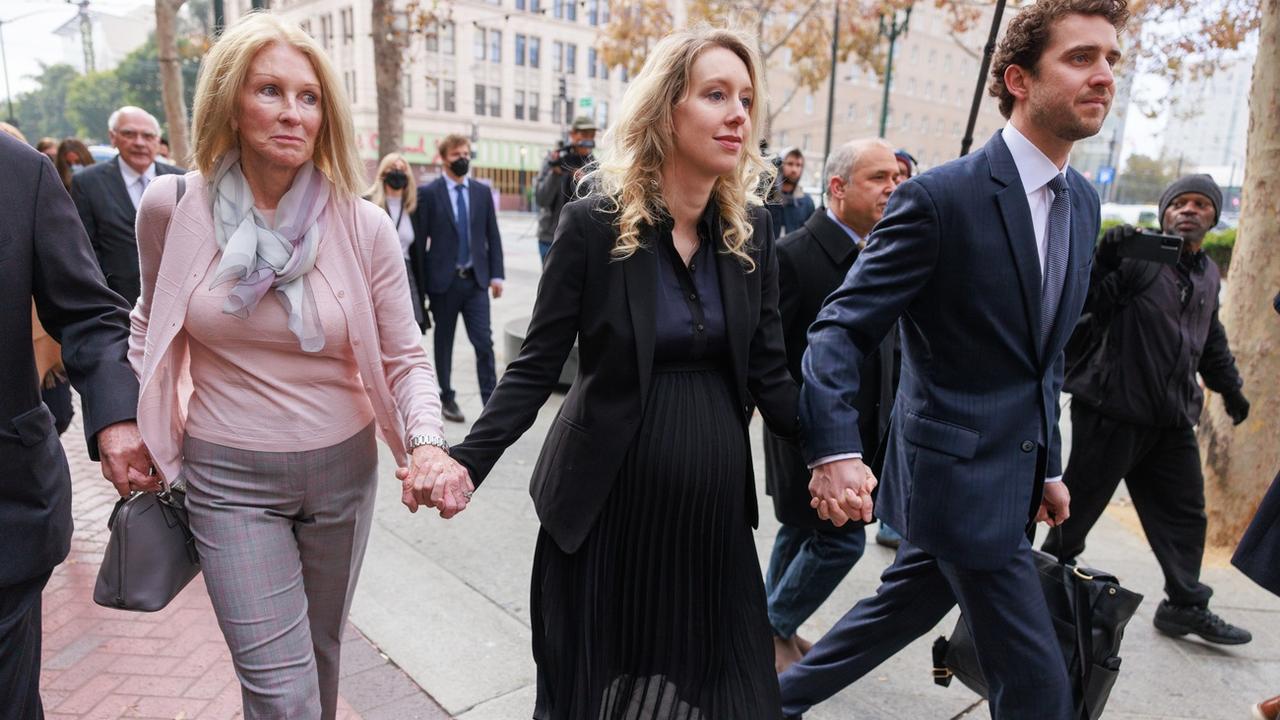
(1044, 173), (1252, 645)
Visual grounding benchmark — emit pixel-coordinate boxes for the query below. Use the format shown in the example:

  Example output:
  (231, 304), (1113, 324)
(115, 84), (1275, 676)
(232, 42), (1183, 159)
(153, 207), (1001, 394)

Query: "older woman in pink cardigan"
(129, 12), (472, 718)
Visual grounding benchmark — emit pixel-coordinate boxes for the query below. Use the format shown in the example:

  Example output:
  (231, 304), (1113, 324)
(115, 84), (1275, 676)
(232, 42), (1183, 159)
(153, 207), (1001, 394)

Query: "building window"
(490, 30), (502, 63)
(340, 7), (354, 44)
(474, 29), (487, 61)
(529, 37), (541, 68)
(403, 73), (412, 107)
(553, 41), (563, 72)
(515, 90), (526, 120)
(588, 48), (597, 78)
(489, 85), (501, 117)
(443, 22), (455, 54)
(516, 34), (527, 66)
(475, 84), (487, 115)
(588, 0), (599, 25)
(531, 0), (541, 12)
(425, 77), (439, 111)
(566, 43), (577, 75)
(802, 134), (810, 151)
(554, 94), (573, 124)
(529, 91), (540, 122)
(776, 130), (788, 146)
(553, 0), (565, 19)
(444, 80), (456, 112)
(597, 100), (609, 129)
(301, 19), (312, 36)
(805, 94), (814, 115)
(516, 0), (525, 9)
(566, 0), (576, 21)
(319, 14), (332, 50)
(846, 102), (856, 121)
(427, 21), (455, 54)
(344, 70), (356, 103)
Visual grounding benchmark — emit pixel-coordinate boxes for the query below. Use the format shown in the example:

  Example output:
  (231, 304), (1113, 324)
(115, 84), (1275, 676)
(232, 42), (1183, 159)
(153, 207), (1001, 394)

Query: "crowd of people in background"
(3, 0), (1279, 718)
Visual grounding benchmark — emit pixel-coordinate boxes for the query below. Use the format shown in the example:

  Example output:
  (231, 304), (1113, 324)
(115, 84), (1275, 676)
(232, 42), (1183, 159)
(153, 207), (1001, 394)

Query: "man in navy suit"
(780, 1), (1129, 718)
(415, 134), (505, 423)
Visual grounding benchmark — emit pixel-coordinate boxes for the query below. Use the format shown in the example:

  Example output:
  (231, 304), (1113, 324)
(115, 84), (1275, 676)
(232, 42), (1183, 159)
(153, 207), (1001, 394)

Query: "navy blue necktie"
(1041, 174), (1070, 350)
(454, 184), (471, 269)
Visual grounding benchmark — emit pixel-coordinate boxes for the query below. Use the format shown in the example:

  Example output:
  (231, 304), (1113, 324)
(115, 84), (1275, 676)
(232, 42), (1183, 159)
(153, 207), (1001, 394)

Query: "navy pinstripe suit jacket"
(800, 131), (1099, 570)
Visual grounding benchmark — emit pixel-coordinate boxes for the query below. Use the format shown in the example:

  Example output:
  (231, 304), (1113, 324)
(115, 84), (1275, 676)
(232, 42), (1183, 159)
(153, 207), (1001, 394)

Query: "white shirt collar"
(825, 207), (864, 246)
(450, 176), (470, 191)
(118, 158), (156, 185)
(1001, 121), (1067, 194)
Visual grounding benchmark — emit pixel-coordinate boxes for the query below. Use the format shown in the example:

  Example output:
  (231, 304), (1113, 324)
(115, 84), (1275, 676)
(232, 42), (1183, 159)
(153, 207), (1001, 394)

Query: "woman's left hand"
(396, 445), (474, 518)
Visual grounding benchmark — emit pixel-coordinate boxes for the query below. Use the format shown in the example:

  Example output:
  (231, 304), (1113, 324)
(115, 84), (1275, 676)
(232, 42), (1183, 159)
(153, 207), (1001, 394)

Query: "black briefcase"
(931, 549), (1143, 720)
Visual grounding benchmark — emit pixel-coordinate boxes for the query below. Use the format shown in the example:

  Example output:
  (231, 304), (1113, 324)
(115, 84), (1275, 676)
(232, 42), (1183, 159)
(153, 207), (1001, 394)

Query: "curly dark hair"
(988, 0), (1129, 119)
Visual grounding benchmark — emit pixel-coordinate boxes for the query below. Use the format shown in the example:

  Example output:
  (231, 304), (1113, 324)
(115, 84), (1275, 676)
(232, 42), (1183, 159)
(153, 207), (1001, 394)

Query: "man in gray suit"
(0, 133), (158, 719)
(71, 106), (184, 306)
(782, 1), (1129, 717)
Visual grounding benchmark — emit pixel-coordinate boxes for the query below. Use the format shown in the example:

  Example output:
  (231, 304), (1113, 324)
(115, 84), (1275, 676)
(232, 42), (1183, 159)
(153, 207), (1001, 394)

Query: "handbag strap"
(1059, 547), (1096, 720)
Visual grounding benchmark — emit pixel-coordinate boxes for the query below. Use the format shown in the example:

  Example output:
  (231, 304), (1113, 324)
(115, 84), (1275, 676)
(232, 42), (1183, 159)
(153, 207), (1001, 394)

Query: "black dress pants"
(0, 571), (51, 720)
(1043, 403), (1212, 606)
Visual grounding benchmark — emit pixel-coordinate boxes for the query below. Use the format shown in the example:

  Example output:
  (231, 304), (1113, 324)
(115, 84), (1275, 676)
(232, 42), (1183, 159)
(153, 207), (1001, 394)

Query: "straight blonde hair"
(191, 11), (364, 196)
(365, 153), (417, 214)
(583, 25), (772, 271)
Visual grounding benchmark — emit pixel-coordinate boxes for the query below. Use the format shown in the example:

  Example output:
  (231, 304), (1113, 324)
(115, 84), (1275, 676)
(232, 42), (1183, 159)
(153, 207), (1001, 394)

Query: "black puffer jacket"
(1065, 250), (1242, 428)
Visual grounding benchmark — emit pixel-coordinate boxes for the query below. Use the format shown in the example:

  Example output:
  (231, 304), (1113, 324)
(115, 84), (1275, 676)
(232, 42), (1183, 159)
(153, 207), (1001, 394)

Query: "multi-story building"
(226, 0), (629, 209)
(1160, 50), (1253, 192)
(766, 1), (1010, 192)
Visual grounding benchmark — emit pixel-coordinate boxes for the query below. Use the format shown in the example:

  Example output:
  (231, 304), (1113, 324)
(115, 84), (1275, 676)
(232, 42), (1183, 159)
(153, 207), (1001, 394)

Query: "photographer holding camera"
(1044, 174), (1252, 646)
(534, 116), (597, 264)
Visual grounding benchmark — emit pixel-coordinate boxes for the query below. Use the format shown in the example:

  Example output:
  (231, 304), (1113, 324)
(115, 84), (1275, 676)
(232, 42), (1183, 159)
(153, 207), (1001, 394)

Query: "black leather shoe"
(442, 399), (466, 423)
(1153, 600), (1252, 645)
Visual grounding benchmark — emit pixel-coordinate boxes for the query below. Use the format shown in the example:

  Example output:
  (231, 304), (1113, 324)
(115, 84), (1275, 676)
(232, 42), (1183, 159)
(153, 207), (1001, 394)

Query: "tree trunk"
(156, 0), (190, 165)
(1198, 0), (1280, 549)
(372, 0), (405, 159)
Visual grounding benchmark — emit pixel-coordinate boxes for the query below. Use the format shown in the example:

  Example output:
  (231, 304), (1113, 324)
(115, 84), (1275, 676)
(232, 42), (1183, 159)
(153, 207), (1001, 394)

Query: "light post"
(818, 1), (840, 209)
(520, 145), (528, 211)
(877, 3), (912, 139)
(959, 0), (1008, 156)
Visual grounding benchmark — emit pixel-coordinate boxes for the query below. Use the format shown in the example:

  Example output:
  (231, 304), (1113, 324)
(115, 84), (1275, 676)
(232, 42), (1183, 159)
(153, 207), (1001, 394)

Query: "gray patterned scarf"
(209, 149), (331, 352)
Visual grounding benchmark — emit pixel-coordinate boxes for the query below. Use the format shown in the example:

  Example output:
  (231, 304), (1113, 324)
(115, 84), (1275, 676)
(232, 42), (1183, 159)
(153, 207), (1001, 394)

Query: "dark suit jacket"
(70, 156), (184, 306)
(414, 176), (504, 294)
(451, 198), (798, 553)
(801, 131), (1098, 570)
(0, 135), (138, 587)
(764, 210), (894, 530)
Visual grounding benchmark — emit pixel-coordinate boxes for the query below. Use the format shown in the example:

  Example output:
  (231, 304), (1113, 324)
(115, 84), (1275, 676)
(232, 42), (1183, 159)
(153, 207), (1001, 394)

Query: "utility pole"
(66, 0), (95, 73)
(961, 0), (1007, 156)
(877, 4), (911, 139)
(818, 1), (840, 209)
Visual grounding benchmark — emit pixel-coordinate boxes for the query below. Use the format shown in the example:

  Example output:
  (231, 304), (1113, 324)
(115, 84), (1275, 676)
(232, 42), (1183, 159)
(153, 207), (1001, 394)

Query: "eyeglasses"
(115, 129), (159, 142)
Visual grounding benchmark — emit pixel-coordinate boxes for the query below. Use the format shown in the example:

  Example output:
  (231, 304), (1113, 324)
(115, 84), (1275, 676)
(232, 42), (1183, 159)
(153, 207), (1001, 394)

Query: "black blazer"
(70, 156), (184, 306)
(764, 210), (895, 530)
(0, 135), (138, 586)
(450, 197), (798, 553)
(413, 176), (504, 294)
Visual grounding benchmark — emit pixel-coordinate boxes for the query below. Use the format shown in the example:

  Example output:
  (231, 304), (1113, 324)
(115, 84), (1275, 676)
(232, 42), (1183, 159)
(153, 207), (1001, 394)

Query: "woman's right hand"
(396, 446), (474, 519)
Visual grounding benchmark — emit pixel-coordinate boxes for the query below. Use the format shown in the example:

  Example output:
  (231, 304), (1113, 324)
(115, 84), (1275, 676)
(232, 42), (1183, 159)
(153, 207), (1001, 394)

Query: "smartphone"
(1117, 229), (1183, 266)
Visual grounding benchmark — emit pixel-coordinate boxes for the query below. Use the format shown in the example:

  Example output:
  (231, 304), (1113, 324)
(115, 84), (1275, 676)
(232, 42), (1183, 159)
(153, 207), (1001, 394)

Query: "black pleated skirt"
(531, 363), (780, 720)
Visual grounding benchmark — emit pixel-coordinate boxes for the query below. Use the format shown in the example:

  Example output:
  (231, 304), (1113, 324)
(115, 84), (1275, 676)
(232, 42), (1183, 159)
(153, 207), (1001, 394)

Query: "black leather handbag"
(93, 488), (201, 612)
(931, 548), (1144, 720)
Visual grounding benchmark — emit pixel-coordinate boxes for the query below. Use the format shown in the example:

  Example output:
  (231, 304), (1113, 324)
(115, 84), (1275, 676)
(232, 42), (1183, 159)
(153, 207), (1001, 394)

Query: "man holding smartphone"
(1045, 173), (1252, 645)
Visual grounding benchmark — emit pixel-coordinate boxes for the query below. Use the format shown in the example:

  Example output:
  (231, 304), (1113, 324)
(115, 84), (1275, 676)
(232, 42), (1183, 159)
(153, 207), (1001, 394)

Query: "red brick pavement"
(40, 409), (451, 720)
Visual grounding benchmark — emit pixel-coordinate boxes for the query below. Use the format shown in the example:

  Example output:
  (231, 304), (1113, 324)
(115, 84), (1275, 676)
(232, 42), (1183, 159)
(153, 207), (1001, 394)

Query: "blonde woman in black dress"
(436, 25), (798, 720)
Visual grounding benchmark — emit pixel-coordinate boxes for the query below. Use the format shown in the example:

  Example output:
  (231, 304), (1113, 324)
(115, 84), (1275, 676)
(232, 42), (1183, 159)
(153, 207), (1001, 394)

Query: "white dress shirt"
(119, 160), (157, 211)
(825, 207), (865, 248)
(812, 123), (1067, 482)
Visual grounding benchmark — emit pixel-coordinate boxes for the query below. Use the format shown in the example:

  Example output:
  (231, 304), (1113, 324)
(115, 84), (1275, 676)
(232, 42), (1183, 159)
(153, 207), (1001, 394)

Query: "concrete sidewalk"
(41, 411), (451, 719)
(345, 212), (1280, 720)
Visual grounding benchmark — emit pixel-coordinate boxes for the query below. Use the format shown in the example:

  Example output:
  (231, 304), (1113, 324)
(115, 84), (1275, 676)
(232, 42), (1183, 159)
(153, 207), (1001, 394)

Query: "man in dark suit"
(414, 134), (505, 423)
(763, 137), (900, 672)
(71, 106), (183, 306)
(780, 1), (1128, 717)
(0, 134), (157, 719)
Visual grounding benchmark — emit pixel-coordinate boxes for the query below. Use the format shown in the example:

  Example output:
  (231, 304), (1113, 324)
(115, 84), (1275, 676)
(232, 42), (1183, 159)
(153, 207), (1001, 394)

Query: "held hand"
(96, 420), (160, 497)
(1037, 481), (1071, 527)
(396, 446), (473, 519)
(490, 280), (504, 299)
(808, 458), (877, 527)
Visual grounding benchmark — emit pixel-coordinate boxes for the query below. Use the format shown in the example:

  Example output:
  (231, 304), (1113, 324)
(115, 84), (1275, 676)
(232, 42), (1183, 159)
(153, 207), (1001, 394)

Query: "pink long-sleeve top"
(130, 171), (444, 483)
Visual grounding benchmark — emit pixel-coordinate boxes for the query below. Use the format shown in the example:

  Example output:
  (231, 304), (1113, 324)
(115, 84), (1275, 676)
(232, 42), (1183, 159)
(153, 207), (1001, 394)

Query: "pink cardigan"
(130, 171), (444, 483)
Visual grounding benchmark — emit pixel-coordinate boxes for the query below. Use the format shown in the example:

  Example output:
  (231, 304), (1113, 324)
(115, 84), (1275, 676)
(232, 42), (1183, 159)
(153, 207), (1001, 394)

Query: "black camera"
(556, 139), (596, 171)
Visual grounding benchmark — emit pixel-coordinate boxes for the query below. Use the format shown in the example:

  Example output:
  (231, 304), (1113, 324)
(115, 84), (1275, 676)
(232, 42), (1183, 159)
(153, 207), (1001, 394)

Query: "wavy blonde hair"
(191, 11), (364, 196)
(584, 26), (771, 270)
(364, 153), (417, 214)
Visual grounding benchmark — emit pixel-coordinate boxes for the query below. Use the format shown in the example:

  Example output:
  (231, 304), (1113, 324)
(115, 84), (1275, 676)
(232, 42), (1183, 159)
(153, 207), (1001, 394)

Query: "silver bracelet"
(407, 433), (449, 452)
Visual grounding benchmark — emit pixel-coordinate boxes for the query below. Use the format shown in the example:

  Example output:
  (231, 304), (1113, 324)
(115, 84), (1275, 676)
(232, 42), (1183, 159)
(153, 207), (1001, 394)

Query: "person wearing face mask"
(54, 138), (97, 191)
(412, 135), (505, 424)
(367, 153), (429, 331)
